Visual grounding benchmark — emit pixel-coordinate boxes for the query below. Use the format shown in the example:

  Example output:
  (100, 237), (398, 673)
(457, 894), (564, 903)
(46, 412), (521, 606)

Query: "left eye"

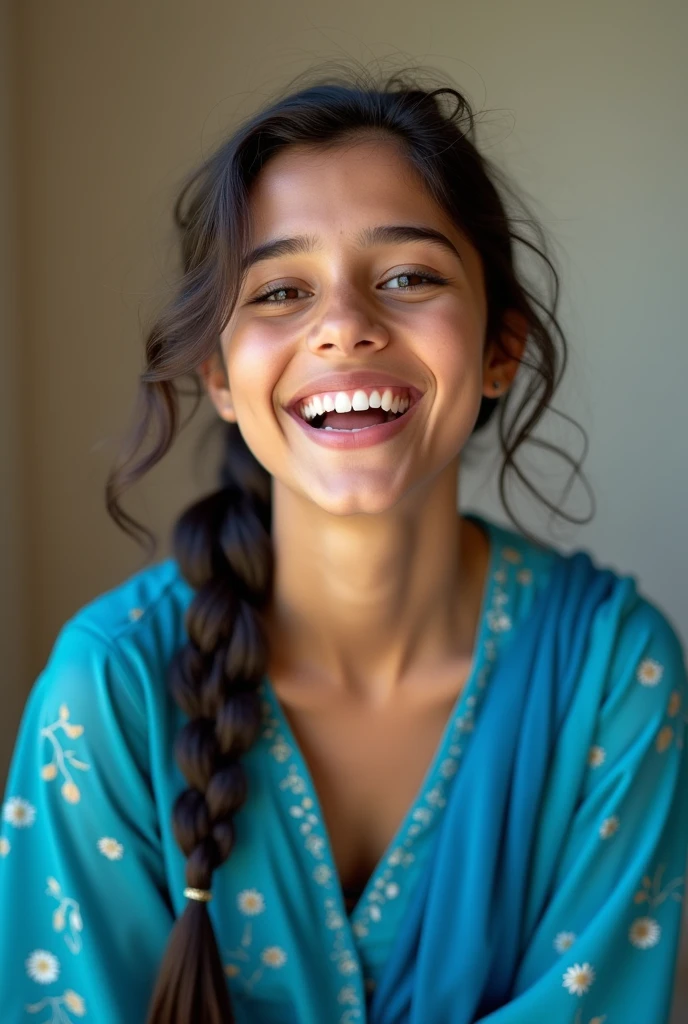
(250, 271), (449, 305)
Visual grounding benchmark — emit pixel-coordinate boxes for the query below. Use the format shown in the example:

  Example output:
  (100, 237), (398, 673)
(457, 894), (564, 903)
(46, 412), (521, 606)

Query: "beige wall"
(0, 0), (27, 786)
(3, 0), (687, 1016)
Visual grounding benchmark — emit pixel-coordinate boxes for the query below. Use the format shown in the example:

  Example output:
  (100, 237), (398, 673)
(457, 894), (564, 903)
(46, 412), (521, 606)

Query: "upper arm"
(484, 593), (688, 1023)
(0, 620), (175, 1022)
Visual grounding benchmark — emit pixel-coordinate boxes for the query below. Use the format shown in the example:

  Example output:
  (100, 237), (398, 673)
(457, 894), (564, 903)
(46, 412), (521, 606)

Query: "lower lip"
(286, 397), (422, 449)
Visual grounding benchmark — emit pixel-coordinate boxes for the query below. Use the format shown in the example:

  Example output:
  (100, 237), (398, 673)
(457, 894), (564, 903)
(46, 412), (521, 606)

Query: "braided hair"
(105, 58), (593, 1023)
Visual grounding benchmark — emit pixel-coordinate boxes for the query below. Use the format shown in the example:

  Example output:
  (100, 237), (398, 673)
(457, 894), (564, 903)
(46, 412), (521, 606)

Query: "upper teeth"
(299, 388), (411, 421)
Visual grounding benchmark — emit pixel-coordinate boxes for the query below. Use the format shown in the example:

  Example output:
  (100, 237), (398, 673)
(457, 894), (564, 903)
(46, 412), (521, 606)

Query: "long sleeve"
(0, 619), (175, 1023)
(483, 593), (688, 1024)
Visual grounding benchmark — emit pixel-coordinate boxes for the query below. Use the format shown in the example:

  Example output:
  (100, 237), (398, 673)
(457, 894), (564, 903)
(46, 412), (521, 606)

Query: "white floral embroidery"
(26, 989), (87, 1020)
(237, 889), (265, 915)
(554, 931), (576, 953)
(2, 796), (36, 828)
(629, 863), (684, 950)
(45, 877), (83, 954)
(629, 917), (661, 948)
(97, 836), (124, 860)
(224, 889), (290, 994)
(40, 704), (90, 804)
(562, 961), (595, 995)
(267, 719), (362, 1021)
(314, 864), (333, 885)
(270, 741), (292, 763)
(261, 946), (287, 967)
(338, 986), (359, 1004)
(637, 658), (664, 686)
(25, 949), (60, 984)
(599, 815), (619, 839)
(517, 568), (533, 585)
(0, 836), (10, 856)
(128, 606), (144, 621)
(487, 611), (512, 633)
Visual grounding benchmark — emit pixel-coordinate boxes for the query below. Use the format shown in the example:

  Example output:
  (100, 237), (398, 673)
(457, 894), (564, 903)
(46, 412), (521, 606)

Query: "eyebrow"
(240, 224), (463, 273)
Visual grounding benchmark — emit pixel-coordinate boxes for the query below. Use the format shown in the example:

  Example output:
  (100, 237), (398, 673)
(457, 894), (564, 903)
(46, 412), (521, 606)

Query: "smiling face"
(202, 133), (523, 516)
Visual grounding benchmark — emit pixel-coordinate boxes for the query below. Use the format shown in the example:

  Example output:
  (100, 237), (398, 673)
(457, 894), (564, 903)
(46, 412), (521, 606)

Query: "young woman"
(1, 63), (687, 1024)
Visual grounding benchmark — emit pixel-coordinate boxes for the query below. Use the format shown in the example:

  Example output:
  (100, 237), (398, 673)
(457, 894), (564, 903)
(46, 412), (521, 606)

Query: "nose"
(305, 290), (390, 355)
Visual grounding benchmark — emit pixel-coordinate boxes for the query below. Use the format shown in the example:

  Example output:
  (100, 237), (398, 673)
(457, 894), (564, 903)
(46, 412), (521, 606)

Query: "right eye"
(250, 285), (309, 305)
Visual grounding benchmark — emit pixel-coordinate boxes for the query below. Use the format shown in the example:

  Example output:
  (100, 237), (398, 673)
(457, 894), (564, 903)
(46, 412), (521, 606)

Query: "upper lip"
(284, 371), (424, 410)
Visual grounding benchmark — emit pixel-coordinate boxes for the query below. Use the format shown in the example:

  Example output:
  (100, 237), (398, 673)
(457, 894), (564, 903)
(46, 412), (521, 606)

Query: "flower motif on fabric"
(553, 931), (576, 953)
(26, 988), (86, 1021)
(223, 888), (289, 995)
(25, 949), (60, 984)
(668, 690), (682, 717)
(573, 1013), (607, 1024)
(0, 836), (10, 856)
(598, 815), (619, 839)
(97, 837), (124, 860)
(587, 746), (606, 768)
(630, 863), (684, 949)
(629, 917), (661, 948)
(487, 610), (512, 633)
(516, 568), (533, 585)
(2, 796), (36, 828)
(637, 658), (664, 687)
(562, 961), (595, 995)
(238, 889), (265, 915)
(655, 689), (688, 753)
(40, 704), (90, 804)
(46, 877), (83, 954)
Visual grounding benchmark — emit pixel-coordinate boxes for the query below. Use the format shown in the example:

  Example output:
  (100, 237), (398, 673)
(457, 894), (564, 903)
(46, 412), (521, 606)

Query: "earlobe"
(200, 353), (236, 422)
(482, 309), (529, 397)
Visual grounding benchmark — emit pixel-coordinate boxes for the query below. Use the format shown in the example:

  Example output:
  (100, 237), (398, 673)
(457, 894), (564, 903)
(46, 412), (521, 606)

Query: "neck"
(261, 461), (489, 707)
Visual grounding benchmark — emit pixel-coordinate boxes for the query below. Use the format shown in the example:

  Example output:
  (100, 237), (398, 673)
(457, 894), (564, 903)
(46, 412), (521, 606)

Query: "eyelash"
(249, 270), (450, 305)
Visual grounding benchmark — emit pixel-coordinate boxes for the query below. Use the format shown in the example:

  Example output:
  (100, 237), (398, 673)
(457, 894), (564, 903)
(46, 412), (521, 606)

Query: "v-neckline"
(260, 512), (501, 932)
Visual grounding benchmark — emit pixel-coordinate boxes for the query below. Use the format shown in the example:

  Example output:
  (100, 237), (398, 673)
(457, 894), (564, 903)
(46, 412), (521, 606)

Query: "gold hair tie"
(184, 887), (213, 903)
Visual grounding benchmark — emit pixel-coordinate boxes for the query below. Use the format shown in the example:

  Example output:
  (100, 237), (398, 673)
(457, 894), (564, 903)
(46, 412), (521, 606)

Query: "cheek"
(225, 332), (287, 423)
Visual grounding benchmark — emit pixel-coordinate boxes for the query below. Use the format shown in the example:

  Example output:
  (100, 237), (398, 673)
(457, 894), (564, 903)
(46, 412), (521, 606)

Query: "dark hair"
(105, 59), (593, 1023)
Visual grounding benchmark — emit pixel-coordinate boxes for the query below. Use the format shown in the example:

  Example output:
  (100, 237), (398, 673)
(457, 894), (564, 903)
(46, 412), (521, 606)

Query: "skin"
(200, 134), (527, 711)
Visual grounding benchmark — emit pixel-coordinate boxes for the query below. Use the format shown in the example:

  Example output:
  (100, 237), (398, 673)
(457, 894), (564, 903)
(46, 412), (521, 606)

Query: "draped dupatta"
(369, 548), (620, 1024)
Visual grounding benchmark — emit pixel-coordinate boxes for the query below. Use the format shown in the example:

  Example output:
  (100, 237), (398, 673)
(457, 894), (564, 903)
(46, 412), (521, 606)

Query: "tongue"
(321, 409), (389, 429)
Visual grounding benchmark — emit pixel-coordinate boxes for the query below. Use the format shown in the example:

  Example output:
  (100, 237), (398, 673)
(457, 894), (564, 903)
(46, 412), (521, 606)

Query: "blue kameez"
(1, 512), (687, 1023)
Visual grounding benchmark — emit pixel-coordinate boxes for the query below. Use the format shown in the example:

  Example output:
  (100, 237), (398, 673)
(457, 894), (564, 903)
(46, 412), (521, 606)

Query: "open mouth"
(291, 388), (422, 432)
(304, 406), (410, 431)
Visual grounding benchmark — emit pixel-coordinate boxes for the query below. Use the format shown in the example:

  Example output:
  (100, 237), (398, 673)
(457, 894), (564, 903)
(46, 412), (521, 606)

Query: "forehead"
(245, 136), (458, 244)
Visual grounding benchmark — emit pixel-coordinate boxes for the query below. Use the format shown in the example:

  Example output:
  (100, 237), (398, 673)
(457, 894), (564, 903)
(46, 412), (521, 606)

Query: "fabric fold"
(369, 548), (618, 1024)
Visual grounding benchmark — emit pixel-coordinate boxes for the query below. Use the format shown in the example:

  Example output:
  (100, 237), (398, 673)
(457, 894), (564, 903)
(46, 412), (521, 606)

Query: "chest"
(275, 675), (469, 898)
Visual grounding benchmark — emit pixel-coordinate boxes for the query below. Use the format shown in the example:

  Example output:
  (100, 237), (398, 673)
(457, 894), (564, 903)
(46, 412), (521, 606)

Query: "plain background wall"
(2, 0), (687, 1017)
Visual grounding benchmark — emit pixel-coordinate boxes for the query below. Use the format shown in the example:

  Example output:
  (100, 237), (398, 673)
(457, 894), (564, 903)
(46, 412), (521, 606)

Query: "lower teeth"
(318, 412), (402, 432)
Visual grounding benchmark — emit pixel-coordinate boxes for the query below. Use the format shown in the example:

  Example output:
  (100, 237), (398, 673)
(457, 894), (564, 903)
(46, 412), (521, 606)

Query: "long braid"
(146, 423), (273, 1023)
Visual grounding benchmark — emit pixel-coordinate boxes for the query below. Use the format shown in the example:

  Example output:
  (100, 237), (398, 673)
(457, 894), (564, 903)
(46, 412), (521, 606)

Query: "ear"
(199, 350), (237, 423)
(482, 309), (529, 397)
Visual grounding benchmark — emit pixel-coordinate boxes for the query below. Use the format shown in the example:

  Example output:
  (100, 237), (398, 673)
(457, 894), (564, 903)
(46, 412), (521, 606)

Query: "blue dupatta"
(369, 547), (688, 1023)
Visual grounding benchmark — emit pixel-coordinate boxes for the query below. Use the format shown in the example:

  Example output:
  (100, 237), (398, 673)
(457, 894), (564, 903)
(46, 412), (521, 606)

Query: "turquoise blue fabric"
(1, 513), (687, 1024)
